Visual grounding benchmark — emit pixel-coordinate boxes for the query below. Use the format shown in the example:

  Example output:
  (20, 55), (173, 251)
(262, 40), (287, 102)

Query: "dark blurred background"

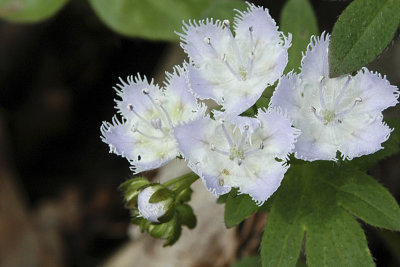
(0, 0), (399, 266)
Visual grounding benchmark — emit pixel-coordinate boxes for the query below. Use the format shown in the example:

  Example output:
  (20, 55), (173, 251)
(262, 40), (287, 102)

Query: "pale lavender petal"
(257, 108), (300, 158)
(352, 68), (399, 114)
(115, 74), (161, 119)
(340, 118), (392, 160)
(234, 2), (280, 44)
(300, 33), (330, 83)
(163, 64), (197, 105)
(100, 117), (136, 160)
(241, 163), (287, 204)
(270, 73), (302, 117)
(178, 19), (229, 64)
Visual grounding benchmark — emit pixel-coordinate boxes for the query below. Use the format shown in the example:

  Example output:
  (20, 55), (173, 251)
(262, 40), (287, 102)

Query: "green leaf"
(329, 0), (400, 77)
(336, 171), (400, 230)
(177, 204), (197, 229)
(232, 256), (261, 267)
(347, 118), (400, 170)
(280, 0), (318, 73)
(261, 171), (305, 267)
(0, 0), (68, 23)
(260, 162), (399, 266)
(88, 0), (245, 41)
(224, 192), (258, 228)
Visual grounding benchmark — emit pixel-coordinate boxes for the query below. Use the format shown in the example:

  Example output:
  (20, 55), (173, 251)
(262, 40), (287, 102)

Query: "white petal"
(300, 33), (330, 83)
(178, 19), (230, 65)
(350, 68), (399, 114)
(234, 3), (280, 44)
(138, 187), (167, 223)
(115, 74), (162, 121)
(256, 108), (300, 158)
(100, 117), (136, 160)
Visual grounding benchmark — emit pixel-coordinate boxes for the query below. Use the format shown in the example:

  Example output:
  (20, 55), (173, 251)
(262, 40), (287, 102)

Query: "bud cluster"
(120, 173), (198, 246)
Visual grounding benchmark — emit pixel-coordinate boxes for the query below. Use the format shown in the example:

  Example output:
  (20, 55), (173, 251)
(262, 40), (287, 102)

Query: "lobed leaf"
(224, 192), (258, 228)
(261, 162), (400, 266)
(329, 0), (400, 77)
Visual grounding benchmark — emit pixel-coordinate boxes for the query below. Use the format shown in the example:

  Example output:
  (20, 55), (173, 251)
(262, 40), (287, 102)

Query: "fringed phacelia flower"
(100, 66), (205, 174)
(173, 108), (300, 204)
(177, 2), (291, 115)
(270, 33), (399, 161)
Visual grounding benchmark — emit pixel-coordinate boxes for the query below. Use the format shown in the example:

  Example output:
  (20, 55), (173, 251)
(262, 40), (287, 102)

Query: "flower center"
(209, 120), (264, 166)
(311, 76), (362, 125)
(203, 20), (255, 81)
(128, 88), (173, 140)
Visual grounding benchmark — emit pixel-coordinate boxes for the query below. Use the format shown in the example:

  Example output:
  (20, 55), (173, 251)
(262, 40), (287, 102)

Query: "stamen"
(204, 37), (220, 58)
(311, 106), (325, 122)
(131, 125), (163, 140)
(154, 99), (173, 127)
(335, 97), (362, 117)
(150, 118), (162, 129)
(244, 142), (264, 157)
(210, 143), (230, 156)
(127, 104), (153, 127)
(221, 54), (242, 81)
(247, 52), (254, 78)
(218, 178), (224, 186)
(143, 92), (172, 127)
(334, 75), (352, 110)
(223, 19), (244, 67)
(239, 125), (249, 149)
(219, 119), (234, 148)
(237, 158), (243, 166)
(318, 77), (327, 110)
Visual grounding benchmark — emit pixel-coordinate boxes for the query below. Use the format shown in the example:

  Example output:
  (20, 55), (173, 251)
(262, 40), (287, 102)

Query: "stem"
(163, 172), (199, 192)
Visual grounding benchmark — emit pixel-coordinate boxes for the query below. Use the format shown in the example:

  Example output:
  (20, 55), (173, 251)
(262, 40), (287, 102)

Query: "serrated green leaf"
(88, 0), (245, 41)
(280, 0), (318, 73)
(347, 118), (400, 170)
(232, 255), (261, 267)
(335, 171), (400, 230)
(329, 0), (400, 77)
(0, 0), (67, 23)
(261, 162), (393, 267)
(225, 192), (258, 228)
(177, 204), (197, 229)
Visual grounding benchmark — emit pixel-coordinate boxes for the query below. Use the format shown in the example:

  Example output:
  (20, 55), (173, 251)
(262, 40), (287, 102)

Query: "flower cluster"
(101, 2), (399, 216)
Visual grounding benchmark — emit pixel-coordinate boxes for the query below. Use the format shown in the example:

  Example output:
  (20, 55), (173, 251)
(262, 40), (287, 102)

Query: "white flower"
(177, 2), (291, 115)
(173, 109), (299, 204)
(270, 33), (399, 161)
(138, 186), (168, 223)
(100, 66), (205, 174)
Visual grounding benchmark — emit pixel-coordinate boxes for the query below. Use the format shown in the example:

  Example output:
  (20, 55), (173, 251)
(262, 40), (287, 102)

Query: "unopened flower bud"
(138, 186), (174, 223)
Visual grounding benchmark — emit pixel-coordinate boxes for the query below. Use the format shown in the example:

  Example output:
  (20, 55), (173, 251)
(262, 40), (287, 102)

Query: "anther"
(142, 88), (150, 95)
(204, 37), (211, 45)
(260, 142), (264, 150)
(128, 104), (134, 111)
(218, 179), (224, 186)
(210, 143), (216, 151)
(249, 26), (253, 32)
(237, 158), (243, 166)
(150, 118), (162, 129)
(223, 19), (230, 27)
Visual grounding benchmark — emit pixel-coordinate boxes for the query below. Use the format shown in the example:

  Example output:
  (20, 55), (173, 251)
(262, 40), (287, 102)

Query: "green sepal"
(176, 187), (193, 203)
(149, 186), (175, 203)
(131, 210), (151, 232)
(149, 216), (181, 246)
(217, 192), (229, 204)
(120, 177), (150, 208)
(177, 204), (197, 229)
(156, 202), (175, 224)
